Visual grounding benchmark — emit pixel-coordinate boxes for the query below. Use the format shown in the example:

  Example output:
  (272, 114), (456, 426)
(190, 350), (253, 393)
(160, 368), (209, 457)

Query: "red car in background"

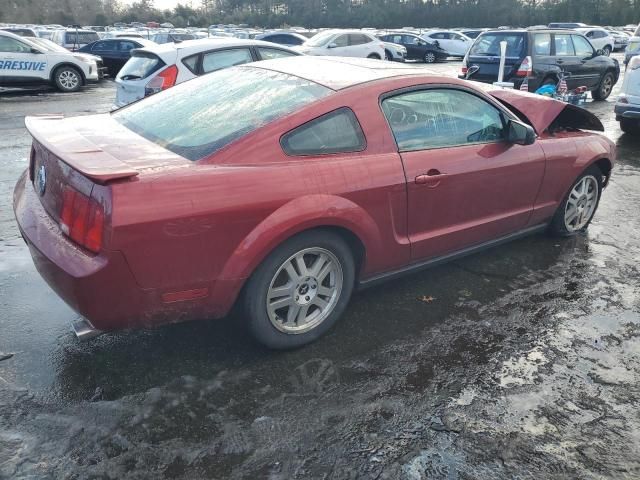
(14, 57), (615, 349)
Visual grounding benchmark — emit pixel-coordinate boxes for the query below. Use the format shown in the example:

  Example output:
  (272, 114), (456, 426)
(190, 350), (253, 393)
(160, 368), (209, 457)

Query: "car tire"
(242, 230), (356, 349)
(602, 46), (611, 56)
(367, 53), (381, 60)
(384, 50), (393, 61)
(549, 165), (603, 237)
(424, 52), (437, 63)
(53, 65), (82, 93)
(592, 72), (615, 100)
(620, 118), (640, 134)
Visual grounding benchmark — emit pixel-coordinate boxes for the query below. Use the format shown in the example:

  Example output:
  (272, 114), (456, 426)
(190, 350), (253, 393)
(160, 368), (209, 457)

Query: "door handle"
(415, 169), (446, 188)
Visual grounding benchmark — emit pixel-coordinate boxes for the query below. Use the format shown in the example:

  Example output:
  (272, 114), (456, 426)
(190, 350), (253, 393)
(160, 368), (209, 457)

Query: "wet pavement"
(1, 57), (640, 479)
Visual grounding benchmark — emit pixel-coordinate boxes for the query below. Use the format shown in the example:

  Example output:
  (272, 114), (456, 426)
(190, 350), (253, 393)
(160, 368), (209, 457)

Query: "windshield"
(305, 31), (336, 47)
(470, 33), (525, 57)
(113, 67), (331, 161)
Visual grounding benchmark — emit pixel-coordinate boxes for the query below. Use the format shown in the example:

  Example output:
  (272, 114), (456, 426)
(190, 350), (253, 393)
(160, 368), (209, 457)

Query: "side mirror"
(507, 120), (536, 145)
(327, 42), (337, 49)
(30, 48), (43, 54)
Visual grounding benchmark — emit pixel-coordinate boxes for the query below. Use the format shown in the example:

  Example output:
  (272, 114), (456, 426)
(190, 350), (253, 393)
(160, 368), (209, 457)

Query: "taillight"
(516, 56), (532, 77)
(60, 187), (105, 253)
(145, 64), (178, 96)
(461, 53), (469, 76)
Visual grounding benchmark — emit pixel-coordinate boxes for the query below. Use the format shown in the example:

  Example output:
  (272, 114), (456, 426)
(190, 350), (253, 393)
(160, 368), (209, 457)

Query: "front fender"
(218, 194), (383, 283)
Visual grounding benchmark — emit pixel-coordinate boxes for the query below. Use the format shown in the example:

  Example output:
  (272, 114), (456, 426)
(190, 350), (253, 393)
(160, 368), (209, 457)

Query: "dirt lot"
(1, 58), (639, 479)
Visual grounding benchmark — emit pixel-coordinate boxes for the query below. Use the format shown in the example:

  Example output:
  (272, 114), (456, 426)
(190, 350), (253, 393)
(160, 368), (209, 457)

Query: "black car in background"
(79, 38), (155, 76)
(254, 31), (308, 46)
(378, 32), (448, 63)
(461, 29), (620, 100)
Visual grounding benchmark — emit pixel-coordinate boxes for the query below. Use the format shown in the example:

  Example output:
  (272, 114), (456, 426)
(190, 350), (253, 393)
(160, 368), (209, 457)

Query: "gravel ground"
(1, 56), (639, 479)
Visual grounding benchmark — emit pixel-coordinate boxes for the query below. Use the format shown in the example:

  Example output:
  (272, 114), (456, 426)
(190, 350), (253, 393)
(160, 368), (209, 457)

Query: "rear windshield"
(113, 67), (332, 161)
(117, 52), (165, 80)
(470, 33), (525, 57)
(66, 32), (99, 44)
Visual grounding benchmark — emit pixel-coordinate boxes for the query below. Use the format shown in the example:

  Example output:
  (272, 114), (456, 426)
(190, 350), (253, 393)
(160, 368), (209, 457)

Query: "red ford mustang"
(14, 57), (615, 348)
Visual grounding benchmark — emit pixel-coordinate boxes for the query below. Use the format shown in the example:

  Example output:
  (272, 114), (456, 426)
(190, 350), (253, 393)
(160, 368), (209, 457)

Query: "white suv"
(114, 38), (299, 107)
(576, 27), (615, 56)
(295, 30), (386, 59)
(0, 30), (100, 92)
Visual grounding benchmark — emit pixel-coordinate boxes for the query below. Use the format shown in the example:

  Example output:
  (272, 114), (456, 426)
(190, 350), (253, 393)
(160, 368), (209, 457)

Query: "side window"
(332, 34), (349, 47)
(430, 33), (444, 40)
(572, 35), (594, 57)
(91, 40), (111, 51)
(119, 41), (137, 51)
(202, 48), (253, 74)
(554, 34), (575, 56)
(182, 53), (199, 73)
(585, 31), (594, 38)
(281, 108), (366, 156)
(534, 33), (551, 55)
(0, 36), (31, 53)
(382, 89), (507, 151)
(453, 34), (465, 41)
(257, 47), (296, 60)
(405, 35), (419, 45)
(348, 34), (370, 45)
(392, 35), (403, 44)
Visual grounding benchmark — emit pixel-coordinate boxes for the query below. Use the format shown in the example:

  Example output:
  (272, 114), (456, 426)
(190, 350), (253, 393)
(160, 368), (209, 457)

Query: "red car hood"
(25, 114), (191, 184)
(488, 89), (604, 134)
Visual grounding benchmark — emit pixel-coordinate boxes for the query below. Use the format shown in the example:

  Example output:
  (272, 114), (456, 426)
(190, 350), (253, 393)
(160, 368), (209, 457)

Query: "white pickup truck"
(0, 30), (103, 92)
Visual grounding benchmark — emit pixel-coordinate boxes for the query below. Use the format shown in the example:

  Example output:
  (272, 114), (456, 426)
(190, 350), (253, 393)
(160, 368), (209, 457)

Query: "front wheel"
(424, 52), (437, 63)
(53, 66), (82, 92)
(243, 231), (355, 349)
(592, 72), (615, 100)
(549, 166), (602, 236)
(602, 46), (611, 56)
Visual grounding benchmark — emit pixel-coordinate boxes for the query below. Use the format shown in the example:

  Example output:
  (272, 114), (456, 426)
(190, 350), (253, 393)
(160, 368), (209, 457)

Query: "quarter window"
(257, 47), (297, 60)
(382, 89), (506, 151)
(182, 53), (199, 73)
(281, 108), (366, 156)
(202, 48), (253, 73)
(554, 34), (575, 56)
(332, 34), (349, 47)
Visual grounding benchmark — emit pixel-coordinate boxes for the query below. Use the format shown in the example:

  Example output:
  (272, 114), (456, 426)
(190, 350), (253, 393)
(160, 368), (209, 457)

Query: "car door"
(403, 35), (423, 60)
(349, 33), (373, 57)
(571, 34), (602, 88)
(91, 40), (116, 70)
(0, 35), (46, 85)
(201, 47), (254, 74)
(552, 33), (581, 89)
(450, 33), (471, 56)
(381, 87), (545, 261)
(117, 40), (139, 70)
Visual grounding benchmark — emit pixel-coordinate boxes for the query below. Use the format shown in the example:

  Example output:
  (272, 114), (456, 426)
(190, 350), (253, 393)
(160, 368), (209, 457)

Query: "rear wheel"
(602, 45), (612, 56)
(592, 72), (615, 100)
(367, 53), (381, 60)
(53, 66), (82, 92)
(424, 52), (437, 63)
(549, 166), (602, 236)
(243, 231), (355, 349)
(620, 118), (640, 134)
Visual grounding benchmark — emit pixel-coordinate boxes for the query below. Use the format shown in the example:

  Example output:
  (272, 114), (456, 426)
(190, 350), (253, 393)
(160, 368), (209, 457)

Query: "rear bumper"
(13, 170), (239, 335)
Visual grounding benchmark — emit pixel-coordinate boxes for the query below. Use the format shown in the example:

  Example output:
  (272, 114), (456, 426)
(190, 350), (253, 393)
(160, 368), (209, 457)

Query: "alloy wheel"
(425, 52), (436, 63)
(266, 247), (343, 334)
(59, 70), (79, 90)
(564, 175), (598, 232)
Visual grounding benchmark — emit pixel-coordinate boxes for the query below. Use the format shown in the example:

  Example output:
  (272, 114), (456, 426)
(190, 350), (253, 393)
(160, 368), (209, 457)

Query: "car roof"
(247, 56), (435, 90)
(137, 38), (298, 56)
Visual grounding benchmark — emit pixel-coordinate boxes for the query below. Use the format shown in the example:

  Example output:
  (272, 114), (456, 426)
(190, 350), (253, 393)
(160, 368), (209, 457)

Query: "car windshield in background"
(305, 31), (335, 47)
(117, 52), (165, 80)
(66, 32), (100, 44)
(470, 33), (525, 57)
(113, 67), (332, 161)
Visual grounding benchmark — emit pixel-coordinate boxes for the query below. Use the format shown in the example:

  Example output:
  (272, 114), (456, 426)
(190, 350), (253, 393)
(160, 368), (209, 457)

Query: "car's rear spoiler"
(25, 115), (139, 184)
(488, 89), (604, 134)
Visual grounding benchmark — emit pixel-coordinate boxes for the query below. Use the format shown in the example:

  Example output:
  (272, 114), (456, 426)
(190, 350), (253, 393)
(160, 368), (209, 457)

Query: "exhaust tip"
(70, 317), (103, 341)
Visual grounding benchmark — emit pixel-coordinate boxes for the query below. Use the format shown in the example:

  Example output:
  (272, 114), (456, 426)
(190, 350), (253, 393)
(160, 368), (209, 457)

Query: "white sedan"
(294, 30), (386, 59)
(114, 38), (299, 108)
(420, 30), (472, 57)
